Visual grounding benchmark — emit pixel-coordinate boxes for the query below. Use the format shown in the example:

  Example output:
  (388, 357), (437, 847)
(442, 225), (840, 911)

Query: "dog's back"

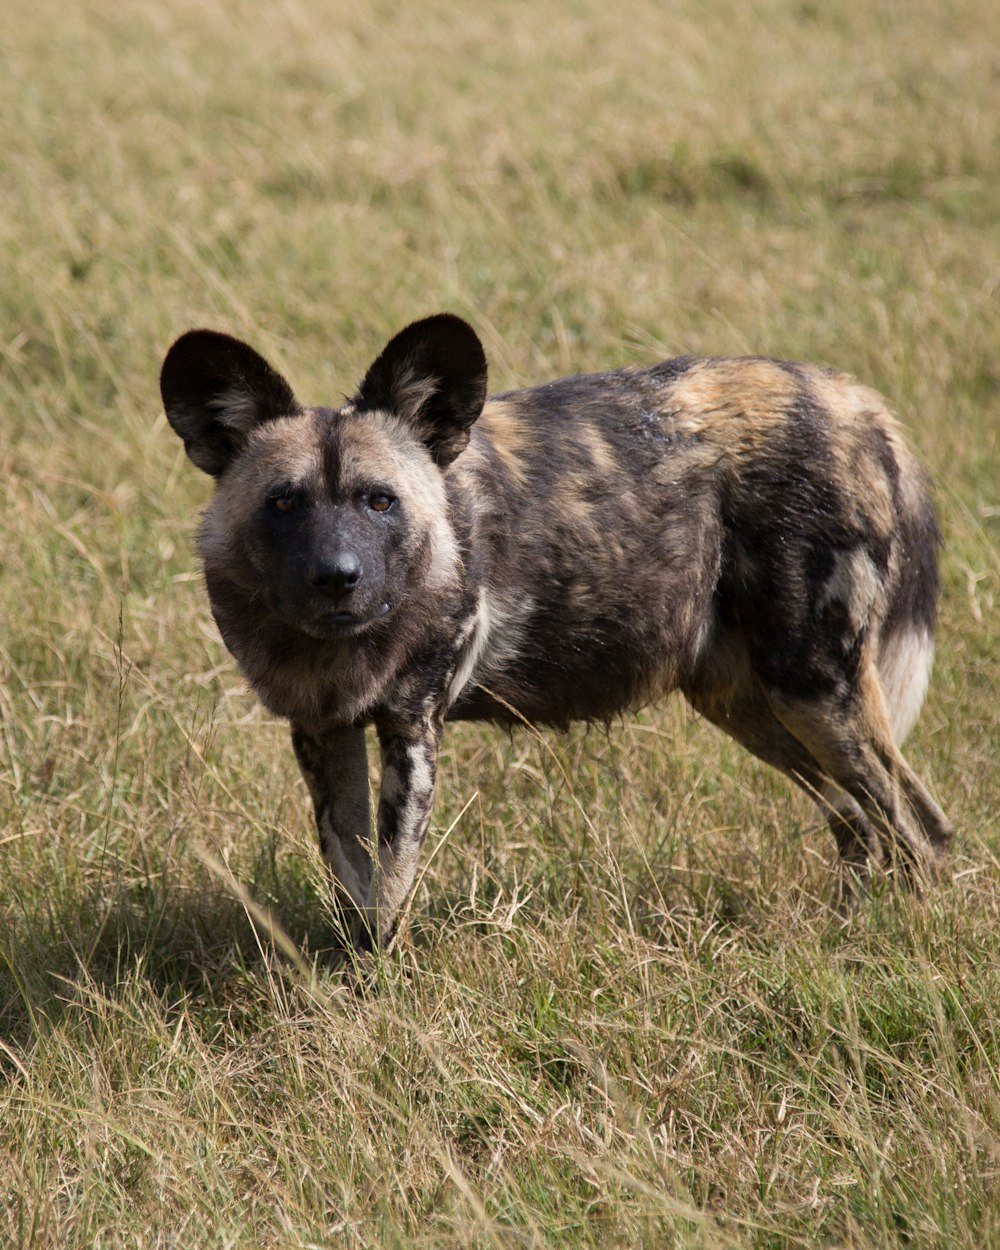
(448, 356), (939, 743)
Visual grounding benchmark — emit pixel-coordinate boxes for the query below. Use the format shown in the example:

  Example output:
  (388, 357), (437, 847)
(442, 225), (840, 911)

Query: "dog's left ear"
(354, 314), (487, 467)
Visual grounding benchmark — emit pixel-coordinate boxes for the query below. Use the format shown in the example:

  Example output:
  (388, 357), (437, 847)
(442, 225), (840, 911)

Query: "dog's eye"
(368, 492), (396, 513)
(271, 495), (296, 514)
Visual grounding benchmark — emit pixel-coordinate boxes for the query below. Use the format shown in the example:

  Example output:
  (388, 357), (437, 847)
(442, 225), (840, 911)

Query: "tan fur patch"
(477, 399), (533, 485)
(670, 358), (799, 449)
(574, 423), (620, 475)
(805, 368), (899, 539)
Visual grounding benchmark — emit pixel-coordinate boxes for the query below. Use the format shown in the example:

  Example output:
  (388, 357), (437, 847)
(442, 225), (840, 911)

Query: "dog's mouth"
(299, 601), (391, 641)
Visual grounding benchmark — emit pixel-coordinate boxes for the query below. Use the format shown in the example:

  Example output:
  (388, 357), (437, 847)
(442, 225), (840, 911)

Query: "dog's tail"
(875, 442), (941, 746)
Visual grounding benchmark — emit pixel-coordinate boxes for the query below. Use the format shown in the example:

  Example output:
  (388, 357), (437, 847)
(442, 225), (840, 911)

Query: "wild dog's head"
(160, 315), (487, 645)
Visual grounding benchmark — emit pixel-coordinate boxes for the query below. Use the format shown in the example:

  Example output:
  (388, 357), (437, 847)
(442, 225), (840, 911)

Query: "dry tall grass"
(2, 0), (999, 1245)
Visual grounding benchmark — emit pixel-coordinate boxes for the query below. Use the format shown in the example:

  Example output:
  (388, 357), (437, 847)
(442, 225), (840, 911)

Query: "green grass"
(2, 0), (999, 1245)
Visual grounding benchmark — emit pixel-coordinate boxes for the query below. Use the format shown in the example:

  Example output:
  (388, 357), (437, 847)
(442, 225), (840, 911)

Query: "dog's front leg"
(290, 723), (374, 947)
(363, 713), (444, 951)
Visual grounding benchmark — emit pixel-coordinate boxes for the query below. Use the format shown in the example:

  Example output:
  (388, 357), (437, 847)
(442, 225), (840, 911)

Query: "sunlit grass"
(1, 0), (999, 1245)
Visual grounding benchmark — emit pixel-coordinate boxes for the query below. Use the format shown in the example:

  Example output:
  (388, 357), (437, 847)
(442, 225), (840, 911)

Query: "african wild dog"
(160, 314), (952, 962)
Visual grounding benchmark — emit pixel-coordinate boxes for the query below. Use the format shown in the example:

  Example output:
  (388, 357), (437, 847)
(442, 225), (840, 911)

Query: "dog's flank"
(161, 314), (952, 960)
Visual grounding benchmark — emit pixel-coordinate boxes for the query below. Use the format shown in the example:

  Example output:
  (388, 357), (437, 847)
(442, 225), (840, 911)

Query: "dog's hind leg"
(765, 657), (952, 889)
(688, 676), (883, 900)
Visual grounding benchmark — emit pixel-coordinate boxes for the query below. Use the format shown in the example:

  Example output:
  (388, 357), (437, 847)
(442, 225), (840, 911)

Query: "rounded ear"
(354, 314), (487, 467)
(160, 330), (300, 476)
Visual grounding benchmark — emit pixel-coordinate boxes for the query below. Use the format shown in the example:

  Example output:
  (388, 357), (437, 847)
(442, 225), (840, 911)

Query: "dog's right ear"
(160, 330), (301, 476)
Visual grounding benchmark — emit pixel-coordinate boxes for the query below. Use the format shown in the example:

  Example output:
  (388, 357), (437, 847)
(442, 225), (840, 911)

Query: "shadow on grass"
(0, 820), (842, 1071)
(0, 855), (352, 1059)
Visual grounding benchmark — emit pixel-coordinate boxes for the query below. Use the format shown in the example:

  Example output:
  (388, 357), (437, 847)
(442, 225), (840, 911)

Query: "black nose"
(308, 552), (362, 594)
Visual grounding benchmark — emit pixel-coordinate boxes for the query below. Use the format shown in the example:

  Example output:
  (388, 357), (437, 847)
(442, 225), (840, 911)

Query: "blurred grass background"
(1, 0), (999, 1246)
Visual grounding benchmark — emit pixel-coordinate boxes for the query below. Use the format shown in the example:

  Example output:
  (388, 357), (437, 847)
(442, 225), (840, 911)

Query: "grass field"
(2, 0), (999, 1245)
